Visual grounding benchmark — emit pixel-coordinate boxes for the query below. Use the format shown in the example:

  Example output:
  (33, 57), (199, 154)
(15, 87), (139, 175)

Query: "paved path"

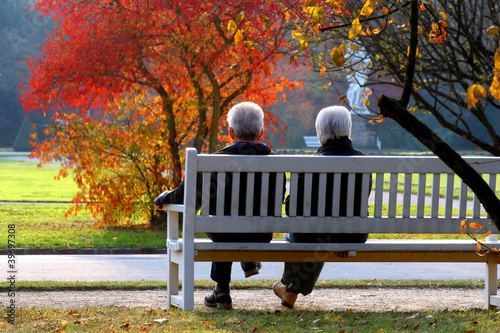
(7, 254), (498, 282)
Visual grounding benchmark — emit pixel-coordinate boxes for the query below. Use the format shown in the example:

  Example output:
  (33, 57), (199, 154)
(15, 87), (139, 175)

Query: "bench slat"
(288, 173), (298, 217)
(260, 172), (270, 217)
(346, 173), (355, 217)
(417, 173), (426, 218)
(216, 173), (225, 216)
(445, 174), (454, 219)
(403, 173), (412, 218)
(246, 173), (255, 217)
(231, 173), (240, 216)
(360, 173), (370, 218)
(332, 173), (341, 217)
(431, 174), (440, 218)
(193, 216), (497, 234)
(303, 173), (313, 217)
(275, 173), (285, 217)
(317, 173), (327, 218)
(459, 181), (468, 218)
(374, 173), (383, 217)
(388, 173), (398, 218)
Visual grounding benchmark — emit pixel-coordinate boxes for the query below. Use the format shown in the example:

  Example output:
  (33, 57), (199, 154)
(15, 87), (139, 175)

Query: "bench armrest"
(162, 204), (184, 212)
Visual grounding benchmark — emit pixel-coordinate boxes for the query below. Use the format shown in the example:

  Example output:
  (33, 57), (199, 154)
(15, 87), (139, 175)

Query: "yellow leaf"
(307, 6), (324, 25)
(319, 66), (327, 76)
(349, 18), (362, 39)
(360, 0), (374, 17)
(235, 11), (245, 24)
(372, 28), (382, 34)
(486, 25), (500, 35)
(440, 12), (448, 20)
(244, 41), (255, 49)
(490, 75), (500, 103)
(291, 31), (308, 50)
(61, 320), (69, 326)
(330, 45), (345, 67)
(234, 29), (244, 44)
(469, 222), (484, 229)
(467, 84), (487, 109)
(494, 48), (500, 71)
(228, 20), (237, 36)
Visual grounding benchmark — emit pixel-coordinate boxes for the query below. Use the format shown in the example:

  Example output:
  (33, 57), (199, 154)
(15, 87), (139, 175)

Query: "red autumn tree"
(21, 0), (298, 226)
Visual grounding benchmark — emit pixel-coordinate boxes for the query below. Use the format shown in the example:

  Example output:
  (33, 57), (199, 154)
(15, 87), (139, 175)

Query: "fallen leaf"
(154, 318), (168, 324)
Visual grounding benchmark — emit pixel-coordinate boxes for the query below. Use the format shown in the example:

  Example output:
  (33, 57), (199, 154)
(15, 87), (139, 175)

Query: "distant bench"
(163, 148), (500, 310)
(303, 136), (320, 148)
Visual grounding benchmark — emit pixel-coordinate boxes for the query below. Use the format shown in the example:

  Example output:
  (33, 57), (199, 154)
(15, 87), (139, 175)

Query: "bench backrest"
(181, 148), (500, 236)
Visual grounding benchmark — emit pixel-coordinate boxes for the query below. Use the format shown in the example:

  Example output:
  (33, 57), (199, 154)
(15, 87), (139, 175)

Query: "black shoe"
(241, 262), (262, 278)
(204, 290), (232, 310)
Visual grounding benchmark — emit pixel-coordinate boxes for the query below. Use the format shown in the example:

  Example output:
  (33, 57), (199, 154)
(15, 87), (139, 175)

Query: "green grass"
(0, 204), (167, 249)
(0, 159), (77, 202)
(2, 306), (499, 332)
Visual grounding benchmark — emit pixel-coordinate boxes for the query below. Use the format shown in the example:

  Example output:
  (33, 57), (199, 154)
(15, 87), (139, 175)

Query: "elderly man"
(155, 101), (284, 310)
(273, 105), (372, 309)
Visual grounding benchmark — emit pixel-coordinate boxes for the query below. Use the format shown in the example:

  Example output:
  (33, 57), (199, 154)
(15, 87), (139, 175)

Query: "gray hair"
(315, 106), (352, 145)
(227, 102), (264, 141)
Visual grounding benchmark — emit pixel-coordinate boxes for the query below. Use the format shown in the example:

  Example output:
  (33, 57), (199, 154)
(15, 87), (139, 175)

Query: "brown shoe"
(273, 281), (297, 309)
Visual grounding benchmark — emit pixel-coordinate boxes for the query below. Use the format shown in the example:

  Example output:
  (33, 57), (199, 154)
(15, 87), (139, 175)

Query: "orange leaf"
(319, 66), (326, 76)
(476, 242), (482, 252)
(459, 219), (467, 235)
(339, 95), (347, 102)
(469, 222), (483, 229)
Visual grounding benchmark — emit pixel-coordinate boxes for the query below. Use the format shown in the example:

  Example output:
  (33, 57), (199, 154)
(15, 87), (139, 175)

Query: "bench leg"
(167, 250), (179, 309)
(181, 252), (195, 310)
(485, 255), (499, 310)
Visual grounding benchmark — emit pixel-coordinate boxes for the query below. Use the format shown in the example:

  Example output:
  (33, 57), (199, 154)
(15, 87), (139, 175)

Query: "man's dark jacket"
(285, 137), (372, 243)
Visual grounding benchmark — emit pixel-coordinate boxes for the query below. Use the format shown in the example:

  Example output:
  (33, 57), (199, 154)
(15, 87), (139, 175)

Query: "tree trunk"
(378, 94), (500, 229)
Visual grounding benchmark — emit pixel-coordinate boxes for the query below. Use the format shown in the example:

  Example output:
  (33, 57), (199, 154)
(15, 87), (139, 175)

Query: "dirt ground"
(6, 287), (488, 312)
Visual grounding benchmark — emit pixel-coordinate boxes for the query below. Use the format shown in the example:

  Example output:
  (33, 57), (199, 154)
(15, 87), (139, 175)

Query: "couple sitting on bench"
(155, 101), (370, 309)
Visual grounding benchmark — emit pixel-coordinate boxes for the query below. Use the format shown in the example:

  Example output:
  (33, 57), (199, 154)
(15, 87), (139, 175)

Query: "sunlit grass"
(2, 306), (498, 332)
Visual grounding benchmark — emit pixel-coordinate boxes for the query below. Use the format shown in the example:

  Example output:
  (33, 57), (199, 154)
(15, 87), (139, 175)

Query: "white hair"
(227, 102), (264, 141)
(315, 106), (352, 145)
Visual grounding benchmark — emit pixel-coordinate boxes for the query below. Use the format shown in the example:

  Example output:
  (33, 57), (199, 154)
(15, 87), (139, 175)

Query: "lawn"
(3, 307), (498, 332)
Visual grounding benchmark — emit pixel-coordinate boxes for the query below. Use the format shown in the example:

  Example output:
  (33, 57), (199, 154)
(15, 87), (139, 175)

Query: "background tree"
(282, 0), (500, 228)
(322, 0), (500, 155)
(22, 0), (297, 226)
(0, 0), (52, 148)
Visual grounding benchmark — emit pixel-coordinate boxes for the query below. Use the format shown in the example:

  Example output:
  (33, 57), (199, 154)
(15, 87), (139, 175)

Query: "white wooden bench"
(163, 148), (500, 310)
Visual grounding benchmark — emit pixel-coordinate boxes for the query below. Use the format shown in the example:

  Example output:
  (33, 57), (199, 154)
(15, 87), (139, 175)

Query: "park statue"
(345, 46), (372, 114)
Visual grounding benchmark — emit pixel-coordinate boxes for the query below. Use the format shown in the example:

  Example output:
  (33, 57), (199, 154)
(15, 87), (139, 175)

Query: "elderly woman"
(273, 105), (372, 309)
